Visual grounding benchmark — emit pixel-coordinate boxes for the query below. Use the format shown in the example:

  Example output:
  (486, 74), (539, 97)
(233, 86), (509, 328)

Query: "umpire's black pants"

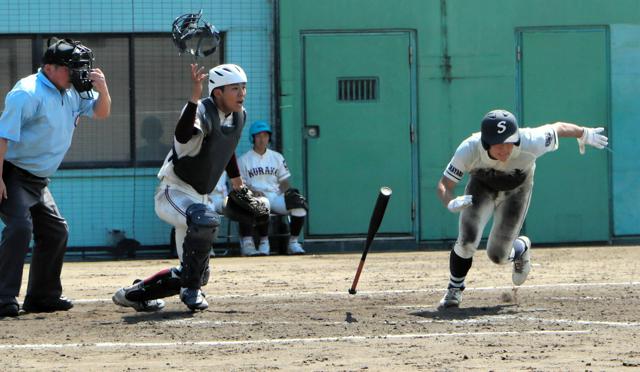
(0, 161), (68, 306)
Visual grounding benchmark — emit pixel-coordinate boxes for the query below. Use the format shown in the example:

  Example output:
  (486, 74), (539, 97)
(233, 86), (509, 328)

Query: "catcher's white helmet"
(208, 64), (247, 94)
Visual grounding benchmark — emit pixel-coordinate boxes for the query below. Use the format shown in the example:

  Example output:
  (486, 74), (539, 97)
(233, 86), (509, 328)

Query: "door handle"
(305, 125), (320, 138)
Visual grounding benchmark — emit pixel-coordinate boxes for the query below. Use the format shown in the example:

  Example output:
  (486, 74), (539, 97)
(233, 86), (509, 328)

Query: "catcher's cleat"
(287, 240), (305, 255)
(438, 287), (464, 309)
(512, 236), (531, 286)
(180, 288), (208, 311)
(112, 280), (166, 312)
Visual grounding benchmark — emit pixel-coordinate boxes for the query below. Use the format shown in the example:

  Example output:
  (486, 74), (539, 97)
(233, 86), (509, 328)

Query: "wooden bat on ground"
(348, 186), (392, 295)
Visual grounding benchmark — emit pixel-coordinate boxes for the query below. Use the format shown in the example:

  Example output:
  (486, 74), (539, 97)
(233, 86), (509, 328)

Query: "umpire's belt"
(3, 161), (47, 182)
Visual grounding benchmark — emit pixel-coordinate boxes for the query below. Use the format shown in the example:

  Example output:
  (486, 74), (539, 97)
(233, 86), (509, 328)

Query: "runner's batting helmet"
(480, 109), (520, 150)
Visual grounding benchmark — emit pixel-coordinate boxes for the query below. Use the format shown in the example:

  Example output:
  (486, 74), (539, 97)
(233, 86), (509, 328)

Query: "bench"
(169, 214), (291, 257)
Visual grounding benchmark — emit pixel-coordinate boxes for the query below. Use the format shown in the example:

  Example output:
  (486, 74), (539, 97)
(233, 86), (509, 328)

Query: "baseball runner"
(237, 121), (308, 256)
(112, 62), (256, 312)
(437, 109), (608, 309)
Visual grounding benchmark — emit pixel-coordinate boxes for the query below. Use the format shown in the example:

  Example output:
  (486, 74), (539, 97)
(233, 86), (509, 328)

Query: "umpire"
(0, 38), (111, 317)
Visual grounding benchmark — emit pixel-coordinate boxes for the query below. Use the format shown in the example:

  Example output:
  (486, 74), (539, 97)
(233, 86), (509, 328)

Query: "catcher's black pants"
(0, 162), (68, 305)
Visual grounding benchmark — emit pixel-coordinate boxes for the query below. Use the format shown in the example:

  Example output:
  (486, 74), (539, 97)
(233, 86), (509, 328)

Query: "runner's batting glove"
(447, 195), (473, 213)
(577, 127), (608, 155)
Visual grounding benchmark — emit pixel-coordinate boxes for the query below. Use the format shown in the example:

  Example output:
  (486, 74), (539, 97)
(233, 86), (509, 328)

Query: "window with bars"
(337, 77), (378, 102)
(0, 34), (222, 167)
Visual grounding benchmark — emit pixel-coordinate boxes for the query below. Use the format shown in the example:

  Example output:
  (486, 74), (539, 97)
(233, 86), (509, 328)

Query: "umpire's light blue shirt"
(0, 69), (96, 177)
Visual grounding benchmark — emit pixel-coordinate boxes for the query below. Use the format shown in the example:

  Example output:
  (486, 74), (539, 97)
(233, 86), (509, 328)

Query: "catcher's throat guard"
(172, 10), (220, 58)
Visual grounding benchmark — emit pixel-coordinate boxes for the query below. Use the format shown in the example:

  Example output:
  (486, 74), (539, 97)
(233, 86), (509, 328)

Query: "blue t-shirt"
(0, 70), (96, 177)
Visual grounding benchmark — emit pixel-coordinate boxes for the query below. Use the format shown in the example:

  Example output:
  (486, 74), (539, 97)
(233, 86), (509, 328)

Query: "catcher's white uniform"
(155, 109), (234, 260)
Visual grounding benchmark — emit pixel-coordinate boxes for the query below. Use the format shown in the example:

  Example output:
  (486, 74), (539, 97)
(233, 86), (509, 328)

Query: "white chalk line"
(72, 280), (640, 304)
(160, 314), (640, 329)
(0, 329), (591, 351)
(518, 316), (640, 328)
(417, 315), (640, 329)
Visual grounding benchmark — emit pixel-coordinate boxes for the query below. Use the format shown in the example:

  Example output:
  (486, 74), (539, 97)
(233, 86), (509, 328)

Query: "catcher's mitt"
(224, 186), (270, 225)
(284, 188), (308, 211)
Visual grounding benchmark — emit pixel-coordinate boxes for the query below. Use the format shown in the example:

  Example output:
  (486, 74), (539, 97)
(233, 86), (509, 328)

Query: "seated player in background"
(237, 121), (308, 256)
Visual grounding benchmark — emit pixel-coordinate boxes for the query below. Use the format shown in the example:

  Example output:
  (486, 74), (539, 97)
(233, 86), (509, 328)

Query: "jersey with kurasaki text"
(443, 125), (559, 184)
(239, 148), (291, 194)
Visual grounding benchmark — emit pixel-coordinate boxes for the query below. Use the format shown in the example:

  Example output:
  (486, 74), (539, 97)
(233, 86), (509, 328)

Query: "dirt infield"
(1, 245), (639, 371)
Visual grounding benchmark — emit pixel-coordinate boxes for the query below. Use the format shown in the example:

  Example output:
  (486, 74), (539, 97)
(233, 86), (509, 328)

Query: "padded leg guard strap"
(124, 267), (181, 302)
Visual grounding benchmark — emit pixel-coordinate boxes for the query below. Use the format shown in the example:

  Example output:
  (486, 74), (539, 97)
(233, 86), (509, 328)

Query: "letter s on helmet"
(480, 109), (520, 150)
(208, 64), (247, 94)
(249, 120), (272, 143)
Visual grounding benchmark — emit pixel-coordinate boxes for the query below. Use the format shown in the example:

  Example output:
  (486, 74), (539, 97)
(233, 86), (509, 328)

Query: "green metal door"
(518, 28), (610, 242)
(303, 32), (414, 236)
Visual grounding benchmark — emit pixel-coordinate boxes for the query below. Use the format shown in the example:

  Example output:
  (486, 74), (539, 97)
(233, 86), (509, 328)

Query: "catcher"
(436, 109), (608, 309)
(112, 62), (266, 312)
(237, 120), (308, 256)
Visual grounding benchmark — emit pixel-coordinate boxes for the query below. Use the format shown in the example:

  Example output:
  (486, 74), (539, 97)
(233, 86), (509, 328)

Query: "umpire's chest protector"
(173, 98), (245, 195)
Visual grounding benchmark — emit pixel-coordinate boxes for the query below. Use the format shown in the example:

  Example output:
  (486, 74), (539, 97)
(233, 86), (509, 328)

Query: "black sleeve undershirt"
(175, 101), (242, 179)
(225, 153), (240, 179)
(175, 101), (198, 144)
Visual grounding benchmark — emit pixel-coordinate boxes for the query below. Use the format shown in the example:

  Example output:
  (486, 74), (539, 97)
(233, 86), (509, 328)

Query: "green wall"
(279, 0), (640, 242)
(610, 25), (640, 236)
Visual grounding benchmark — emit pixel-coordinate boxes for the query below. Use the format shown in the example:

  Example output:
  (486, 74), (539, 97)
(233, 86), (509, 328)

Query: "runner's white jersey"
(238, 148), (291, 194)
(443, 125), (559, 183)
(157, 100), (235, 197)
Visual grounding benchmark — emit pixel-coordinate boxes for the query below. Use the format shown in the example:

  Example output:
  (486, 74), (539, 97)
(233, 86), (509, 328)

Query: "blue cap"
(249, 120), (272, 142)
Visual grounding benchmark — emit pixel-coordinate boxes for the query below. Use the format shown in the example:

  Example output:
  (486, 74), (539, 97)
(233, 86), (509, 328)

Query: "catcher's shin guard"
(123, 267), (182, 302)
(201, 264), (211, 286)
(181, 203), (218, 289)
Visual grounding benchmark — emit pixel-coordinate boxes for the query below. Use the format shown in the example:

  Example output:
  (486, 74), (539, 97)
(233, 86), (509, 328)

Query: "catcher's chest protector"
(173, 99), (245, 194)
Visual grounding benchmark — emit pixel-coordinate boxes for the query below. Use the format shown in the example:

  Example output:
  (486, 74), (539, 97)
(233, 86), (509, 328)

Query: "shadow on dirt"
(122, 310), (198, 324)
(411, 304), (518, 320)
